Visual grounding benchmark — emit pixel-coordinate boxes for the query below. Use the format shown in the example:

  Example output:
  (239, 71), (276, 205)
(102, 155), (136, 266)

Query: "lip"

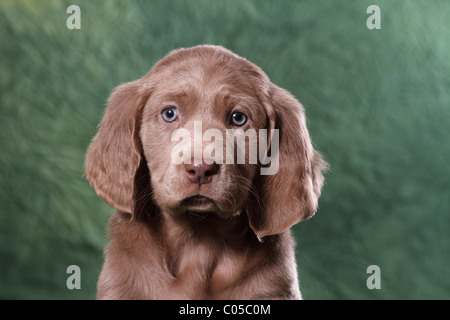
(180, 194), (216, 209)
(178, 194), (239, 220)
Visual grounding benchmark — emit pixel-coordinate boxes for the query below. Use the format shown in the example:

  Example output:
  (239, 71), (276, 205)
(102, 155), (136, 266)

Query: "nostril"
(204, 164), (219, 177)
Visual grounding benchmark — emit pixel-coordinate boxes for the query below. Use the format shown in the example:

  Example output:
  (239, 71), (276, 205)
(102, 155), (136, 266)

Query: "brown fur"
(85, 45), (327, 300)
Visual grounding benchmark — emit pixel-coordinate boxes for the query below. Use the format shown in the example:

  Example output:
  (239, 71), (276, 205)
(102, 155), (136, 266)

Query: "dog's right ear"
(84, 79), (150, 215)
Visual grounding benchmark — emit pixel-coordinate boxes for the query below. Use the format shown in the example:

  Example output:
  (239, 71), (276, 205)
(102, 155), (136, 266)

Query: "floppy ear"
(247, 84), (327, 239)
(84, 79), (150, 215)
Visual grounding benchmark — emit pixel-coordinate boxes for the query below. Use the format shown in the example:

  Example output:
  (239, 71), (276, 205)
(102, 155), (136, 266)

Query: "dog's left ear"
(247, 83), (327, 239)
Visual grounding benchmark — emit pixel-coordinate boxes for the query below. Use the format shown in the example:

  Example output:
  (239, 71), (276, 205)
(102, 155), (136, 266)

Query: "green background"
(1, 0), (449, 299)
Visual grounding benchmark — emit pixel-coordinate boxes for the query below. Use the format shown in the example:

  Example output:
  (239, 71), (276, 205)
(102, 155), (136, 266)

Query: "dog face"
(85, 45), (326, 239)
(140, 52), (268, 219)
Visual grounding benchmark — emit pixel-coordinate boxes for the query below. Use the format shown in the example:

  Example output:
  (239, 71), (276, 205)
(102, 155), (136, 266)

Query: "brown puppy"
(85, 45), (326, 299)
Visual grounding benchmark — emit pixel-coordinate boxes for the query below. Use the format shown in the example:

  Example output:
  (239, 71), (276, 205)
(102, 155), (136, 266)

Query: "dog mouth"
(180, 195), (218, 213)
(177, 194), (238, 219)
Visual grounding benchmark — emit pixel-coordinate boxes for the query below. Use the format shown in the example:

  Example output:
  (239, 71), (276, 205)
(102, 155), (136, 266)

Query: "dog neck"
(157, 210), (266, 297)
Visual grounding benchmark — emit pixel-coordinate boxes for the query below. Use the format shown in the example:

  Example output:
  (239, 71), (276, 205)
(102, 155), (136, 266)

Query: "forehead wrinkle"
(151, 60), (205, 95)
(152, 70), (203, 103)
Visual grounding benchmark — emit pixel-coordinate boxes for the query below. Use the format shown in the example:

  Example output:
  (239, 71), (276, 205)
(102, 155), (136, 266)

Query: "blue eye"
(231, 111), (247, 126)
(161, 107), (178, 122)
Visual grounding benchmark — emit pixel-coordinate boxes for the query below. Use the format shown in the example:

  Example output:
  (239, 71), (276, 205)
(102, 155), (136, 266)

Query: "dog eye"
(161, 107), (178, 122)
(230, 111), (247, 126)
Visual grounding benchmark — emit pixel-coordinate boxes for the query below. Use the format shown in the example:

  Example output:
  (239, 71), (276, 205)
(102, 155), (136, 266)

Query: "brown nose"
(184, 159), (219, 184)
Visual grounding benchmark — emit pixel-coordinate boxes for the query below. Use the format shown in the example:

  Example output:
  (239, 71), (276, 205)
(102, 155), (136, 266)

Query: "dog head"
(85, 45), (326, 239)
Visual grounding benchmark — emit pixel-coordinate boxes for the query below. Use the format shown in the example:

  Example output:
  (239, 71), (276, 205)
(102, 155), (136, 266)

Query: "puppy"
(85, 45), (326, 299)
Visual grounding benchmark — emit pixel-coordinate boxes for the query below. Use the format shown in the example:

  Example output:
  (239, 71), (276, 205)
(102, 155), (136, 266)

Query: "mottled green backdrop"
(1, 0), (449, 299)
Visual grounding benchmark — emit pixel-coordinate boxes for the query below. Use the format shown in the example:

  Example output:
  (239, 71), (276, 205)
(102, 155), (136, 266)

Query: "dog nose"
(184, 160), (219, 184)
